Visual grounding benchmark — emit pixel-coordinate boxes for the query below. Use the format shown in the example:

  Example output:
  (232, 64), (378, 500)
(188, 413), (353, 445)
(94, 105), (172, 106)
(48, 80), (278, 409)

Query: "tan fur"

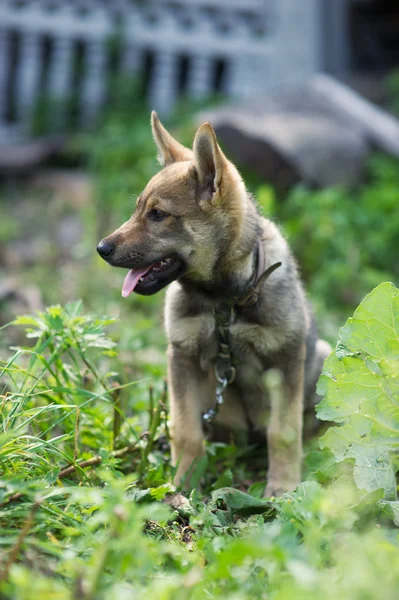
(99, 112), (332, 496)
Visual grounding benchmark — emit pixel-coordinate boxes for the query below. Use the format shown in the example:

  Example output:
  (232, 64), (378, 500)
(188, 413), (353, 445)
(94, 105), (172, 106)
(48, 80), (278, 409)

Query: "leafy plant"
(317, 282), (399, 502)
(0, 301), (170, 489)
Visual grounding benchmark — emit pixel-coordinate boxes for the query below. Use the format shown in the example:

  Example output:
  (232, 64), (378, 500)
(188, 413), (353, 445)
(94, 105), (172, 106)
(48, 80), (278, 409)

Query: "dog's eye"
(149, 209), (168, 221)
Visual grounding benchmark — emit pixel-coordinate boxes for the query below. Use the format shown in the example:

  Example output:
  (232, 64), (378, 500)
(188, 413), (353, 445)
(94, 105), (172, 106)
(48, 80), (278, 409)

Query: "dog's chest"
(168, 311), (283, 372)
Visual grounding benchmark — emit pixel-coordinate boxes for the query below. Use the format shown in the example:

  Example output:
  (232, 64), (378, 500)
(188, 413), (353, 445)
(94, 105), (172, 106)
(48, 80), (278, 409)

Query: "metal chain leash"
(201, 246), (282, 433)
(202, 304), (236, 430)
(202, 377), (228, 426)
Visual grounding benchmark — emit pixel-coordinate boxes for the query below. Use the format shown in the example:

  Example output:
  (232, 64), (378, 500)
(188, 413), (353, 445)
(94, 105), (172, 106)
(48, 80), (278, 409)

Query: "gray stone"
(0, 136), (66, 174)
(197, 75), (399, 189)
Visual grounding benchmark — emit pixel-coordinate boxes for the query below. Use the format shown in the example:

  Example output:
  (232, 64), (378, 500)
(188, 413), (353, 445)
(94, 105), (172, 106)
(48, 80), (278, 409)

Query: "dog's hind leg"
(168, 344), (210, 488)
(264, 344), (306, 498)
(315, 339), (332, 374)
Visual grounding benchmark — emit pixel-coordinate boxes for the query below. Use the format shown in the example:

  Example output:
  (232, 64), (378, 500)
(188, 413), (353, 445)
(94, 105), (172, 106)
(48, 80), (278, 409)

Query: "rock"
(0, 136), (66, 175)
(197, 74), (399, 189)
(311, 75), (399, 157)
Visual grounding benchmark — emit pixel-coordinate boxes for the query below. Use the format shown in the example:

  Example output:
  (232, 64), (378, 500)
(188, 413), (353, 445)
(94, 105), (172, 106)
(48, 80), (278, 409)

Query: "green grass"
(0, 293), (398, 599)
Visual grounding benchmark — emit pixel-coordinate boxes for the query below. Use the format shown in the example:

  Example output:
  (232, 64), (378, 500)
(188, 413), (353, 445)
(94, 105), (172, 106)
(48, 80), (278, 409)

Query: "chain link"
(202, 377), (228, 424)
(202, 305), (236, 430)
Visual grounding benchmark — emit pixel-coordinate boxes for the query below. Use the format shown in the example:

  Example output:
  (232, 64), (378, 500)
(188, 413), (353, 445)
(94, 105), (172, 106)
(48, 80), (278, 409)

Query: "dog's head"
(97, 112), (248, 297)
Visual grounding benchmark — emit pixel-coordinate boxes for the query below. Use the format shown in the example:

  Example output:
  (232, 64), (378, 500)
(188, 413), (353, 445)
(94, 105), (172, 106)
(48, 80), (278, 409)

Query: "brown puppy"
(97, 112), (331, 496)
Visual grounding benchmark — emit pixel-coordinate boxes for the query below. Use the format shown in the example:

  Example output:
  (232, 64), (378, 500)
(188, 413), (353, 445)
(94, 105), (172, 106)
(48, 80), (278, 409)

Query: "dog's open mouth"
(122, 257), (185, 297)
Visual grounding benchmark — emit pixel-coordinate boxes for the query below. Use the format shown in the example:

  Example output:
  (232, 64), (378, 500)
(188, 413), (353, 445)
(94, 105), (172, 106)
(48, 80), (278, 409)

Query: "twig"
(57, 456), (103, 479)
(0, 438), (147, 508)
(148, 385), (154, 428)
(0, 491), (23, 507)
(112, 433), (148, 459)
(0, 501), (40, 582)
(112, 384), (121, 449)
(58, 438), (147, 479)
(74, 408), (80, 461)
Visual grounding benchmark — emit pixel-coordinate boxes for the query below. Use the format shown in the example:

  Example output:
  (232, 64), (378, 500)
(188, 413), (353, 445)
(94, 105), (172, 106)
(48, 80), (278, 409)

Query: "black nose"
(97, 239), (115, 259)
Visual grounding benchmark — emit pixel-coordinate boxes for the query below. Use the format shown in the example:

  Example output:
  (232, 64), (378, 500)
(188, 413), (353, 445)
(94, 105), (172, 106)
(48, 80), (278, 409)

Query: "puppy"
(97, 112), (330, 496)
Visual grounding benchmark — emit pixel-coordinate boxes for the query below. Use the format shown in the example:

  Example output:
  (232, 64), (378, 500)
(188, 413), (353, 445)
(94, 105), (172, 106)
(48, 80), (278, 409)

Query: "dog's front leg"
(168, 344), (208, 488)
(265, 345), (305, 497)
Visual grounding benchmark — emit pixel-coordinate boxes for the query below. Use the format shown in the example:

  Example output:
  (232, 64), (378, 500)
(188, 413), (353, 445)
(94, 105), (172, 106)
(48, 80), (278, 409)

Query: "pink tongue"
(122, 265), (153, 298)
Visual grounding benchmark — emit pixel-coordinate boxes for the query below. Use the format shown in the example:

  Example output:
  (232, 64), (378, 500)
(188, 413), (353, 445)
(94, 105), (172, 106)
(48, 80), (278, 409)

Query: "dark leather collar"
(235, 241), (282, 307)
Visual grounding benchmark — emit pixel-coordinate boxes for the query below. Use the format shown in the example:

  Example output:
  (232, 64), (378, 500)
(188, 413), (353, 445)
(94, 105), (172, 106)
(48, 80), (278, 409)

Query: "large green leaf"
(209, 487), (273, 517)
(380, 500), (399, 526)
(316, 282), (399, 499)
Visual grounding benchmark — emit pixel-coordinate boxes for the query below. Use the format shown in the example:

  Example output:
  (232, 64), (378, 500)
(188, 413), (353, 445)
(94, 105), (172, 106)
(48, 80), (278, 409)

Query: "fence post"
(149, 50), (178, 116)
(48, 35), (74, 131)
(81, 38), (107, 125)
(16, 31), (42, 126)
(0, 29), (10, 124)
(122, 43), (143, 75)
(224, 56), (250, 97)
(188, 54), (213, 101)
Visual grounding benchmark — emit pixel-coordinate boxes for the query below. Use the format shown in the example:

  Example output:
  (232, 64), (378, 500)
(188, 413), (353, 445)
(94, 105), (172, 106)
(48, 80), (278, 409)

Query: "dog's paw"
(163, 491), (189, 511)
(263, 481), (298, 498)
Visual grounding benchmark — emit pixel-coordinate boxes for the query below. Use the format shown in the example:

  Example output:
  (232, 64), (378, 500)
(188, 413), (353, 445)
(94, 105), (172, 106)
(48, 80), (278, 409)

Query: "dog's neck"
(181, 194), (261, 304)
(181, 248), (257, 303)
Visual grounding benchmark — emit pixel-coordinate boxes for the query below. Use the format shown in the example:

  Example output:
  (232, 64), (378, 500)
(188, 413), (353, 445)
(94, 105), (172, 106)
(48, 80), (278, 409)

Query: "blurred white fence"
(0, 0), (320, 141)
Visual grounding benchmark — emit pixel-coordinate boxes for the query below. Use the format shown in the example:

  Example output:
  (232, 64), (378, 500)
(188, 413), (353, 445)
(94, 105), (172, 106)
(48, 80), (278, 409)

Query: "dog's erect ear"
(151, 111), (192, 166)
(193, 122), (227, 201)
